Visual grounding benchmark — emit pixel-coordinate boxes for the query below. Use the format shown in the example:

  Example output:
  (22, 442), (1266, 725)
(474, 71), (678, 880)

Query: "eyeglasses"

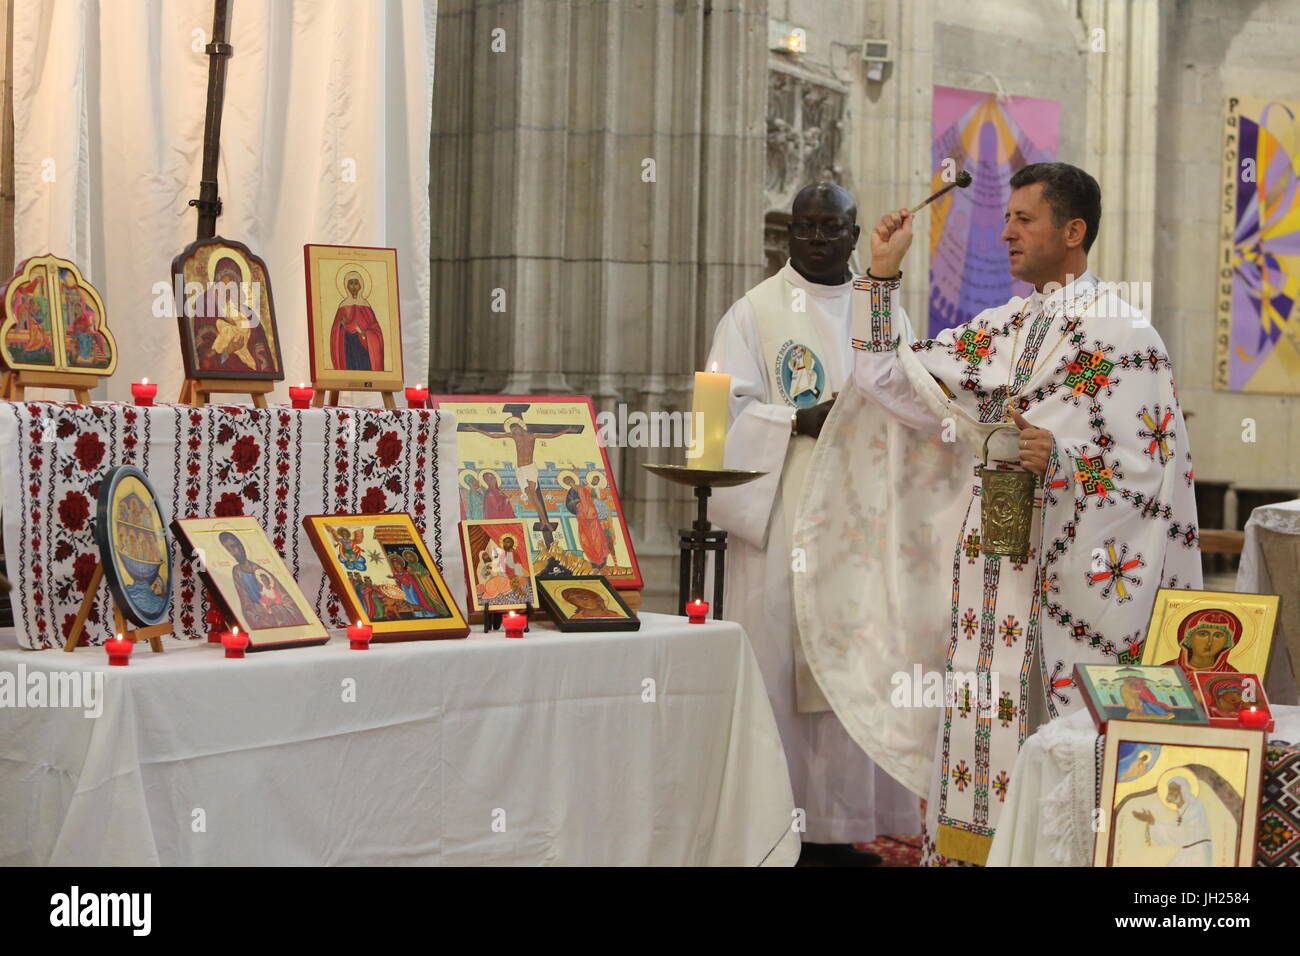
(790, 220), (853, 240)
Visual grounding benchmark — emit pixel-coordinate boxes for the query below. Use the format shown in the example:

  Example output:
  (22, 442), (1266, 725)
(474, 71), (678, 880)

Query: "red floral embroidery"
(360, 487), (388, 514)
(73, 432), (105, 471)
(72, 552), (99, 592)
(57, 491), (91, 532)
(231, 434), (261, 473)
(214, 492), (245, 517)
(375, 430), (403, 468)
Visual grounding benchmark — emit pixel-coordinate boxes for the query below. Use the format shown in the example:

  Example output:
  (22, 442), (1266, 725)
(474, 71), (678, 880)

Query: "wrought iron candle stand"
(641, 464), (765, 620)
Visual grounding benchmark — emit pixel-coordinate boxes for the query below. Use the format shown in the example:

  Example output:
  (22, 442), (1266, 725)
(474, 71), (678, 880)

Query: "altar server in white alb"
(794, 163), (1201, 866)
(707, 182), (919, 863)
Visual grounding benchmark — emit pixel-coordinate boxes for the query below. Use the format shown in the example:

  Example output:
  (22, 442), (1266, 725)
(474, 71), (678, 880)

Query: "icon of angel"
(325, 525), (368, 571)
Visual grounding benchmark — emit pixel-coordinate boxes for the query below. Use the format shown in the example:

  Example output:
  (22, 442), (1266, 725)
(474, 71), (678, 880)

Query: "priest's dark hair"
(1009, 162), (1102, 254)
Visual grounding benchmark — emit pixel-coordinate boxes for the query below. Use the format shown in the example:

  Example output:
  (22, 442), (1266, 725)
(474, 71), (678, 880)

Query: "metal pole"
(189, 0), (233, 238)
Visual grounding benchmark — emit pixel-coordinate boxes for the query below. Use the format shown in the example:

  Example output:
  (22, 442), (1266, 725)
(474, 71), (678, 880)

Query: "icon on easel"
(65, 465), (172, 654)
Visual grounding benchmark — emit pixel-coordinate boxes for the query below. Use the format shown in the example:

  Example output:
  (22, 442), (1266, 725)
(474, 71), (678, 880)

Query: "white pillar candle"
(688, 365), (730, 470)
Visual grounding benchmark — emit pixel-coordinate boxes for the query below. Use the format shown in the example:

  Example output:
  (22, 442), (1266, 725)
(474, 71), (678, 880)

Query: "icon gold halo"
(335, 263), (373, 300)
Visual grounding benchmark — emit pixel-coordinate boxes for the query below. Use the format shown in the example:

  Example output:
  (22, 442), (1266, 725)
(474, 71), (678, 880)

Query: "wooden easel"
(63, 562), (168, 653)
(311, 387), (397, 410)
(178, 377), (273, 409)
(2, 369), (101, 404)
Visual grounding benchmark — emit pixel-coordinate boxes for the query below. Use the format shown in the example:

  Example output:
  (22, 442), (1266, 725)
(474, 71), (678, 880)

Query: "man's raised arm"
(848, 207), (945, 434)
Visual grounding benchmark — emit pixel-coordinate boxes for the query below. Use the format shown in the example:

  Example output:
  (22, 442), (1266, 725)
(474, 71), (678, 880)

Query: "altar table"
(0, 613), (799, 866)
(0, 400), (464, 649)
(987, 706), (1300, 867)
(1237, 499), (1300, 702)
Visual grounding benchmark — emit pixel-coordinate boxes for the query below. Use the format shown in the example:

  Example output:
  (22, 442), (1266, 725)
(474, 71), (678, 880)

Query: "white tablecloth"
(1237, 499), (1300, 702)
(0, 613), (798, 866)
(987, 705), (1300, 867)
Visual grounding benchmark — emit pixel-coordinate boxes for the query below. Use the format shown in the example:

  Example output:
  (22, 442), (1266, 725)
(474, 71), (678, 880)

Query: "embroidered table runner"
(0, 401), (464, 649)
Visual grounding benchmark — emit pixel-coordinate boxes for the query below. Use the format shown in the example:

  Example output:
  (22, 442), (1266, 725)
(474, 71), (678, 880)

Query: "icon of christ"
(458, 405), (583, 547)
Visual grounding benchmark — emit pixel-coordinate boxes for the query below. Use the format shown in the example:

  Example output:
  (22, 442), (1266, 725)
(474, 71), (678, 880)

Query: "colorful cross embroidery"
(1258, 813), (1297, 856)
(1117, 347), (1171, 372)
(993, 770), (1010, 803)
(961, 608), (978, 640)
(1074, 453), (1116, 499)
(1046, 659), (1071, 705)
(1137, 405), (1175, 464)
(1087, 538), (1144, 603)
(957, 681), (973, 718)
(1117, 634), (1145, 664)
(1121, 488), (1173, 520)
(956, 328), (992, 366)
(999, 614), (1023, 647)
(1010, 547), (1038, 572)
(1047, 520), (1078, 561)
(1168, 522), (1199, 548)
(952, 760), (972, 792)
(1063, 349), (1115, 397)
(997, 692), (1016, 728)
(964, 532), (982, 562)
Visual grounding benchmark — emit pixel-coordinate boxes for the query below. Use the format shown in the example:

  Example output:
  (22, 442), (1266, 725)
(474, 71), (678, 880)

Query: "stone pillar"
(1082, 0), (1160, 299)
(856, 0), (934, 326)
(429, 0), (768, 606)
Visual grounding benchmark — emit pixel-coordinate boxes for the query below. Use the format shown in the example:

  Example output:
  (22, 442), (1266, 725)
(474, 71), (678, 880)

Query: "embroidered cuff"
(851, 276), (900, 352)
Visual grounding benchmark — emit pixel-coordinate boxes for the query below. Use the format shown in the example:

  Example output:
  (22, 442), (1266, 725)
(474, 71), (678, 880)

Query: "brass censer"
(979, 424), (1035, 562)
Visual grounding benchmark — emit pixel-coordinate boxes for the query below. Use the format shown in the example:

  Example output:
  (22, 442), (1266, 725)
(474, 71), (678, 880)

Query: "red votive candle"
(405, 384), (429, 409)
(206, 607), (226, 644)
(1238, 705), (1269, 730)
(131, 378), (158, 407)
(222, 627), (250, 659)
(105, 633), (133, 666)
(348, 620), (373, 650)
(502, 610), (526, 638)
(289, 383), (314, 409)
(686, 599), (709, 624)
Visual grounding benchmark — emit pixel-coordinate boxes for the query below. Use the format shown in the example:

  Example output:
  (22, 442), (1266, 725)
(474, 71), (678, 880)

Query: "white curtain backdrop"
(12, 0), (435, 403)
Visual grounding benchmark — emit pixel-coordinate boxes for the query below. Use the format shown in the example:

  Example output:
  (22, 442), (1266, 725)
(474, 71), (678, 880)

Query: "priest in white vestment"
(794, 163), (1201, 866)
(707, 183), (919, 863)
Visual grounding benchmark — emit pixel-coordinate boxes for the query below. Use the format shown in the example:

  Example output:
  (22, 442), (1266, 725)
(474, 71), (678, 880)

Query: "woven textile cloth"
(1258, 739), (1300, 866)
(0, 400), (463, 649)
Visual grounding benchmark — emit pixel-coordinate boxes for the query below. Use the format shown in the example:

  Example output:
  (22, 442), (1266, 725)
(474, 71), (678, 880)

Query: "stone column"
(429, 0), (768, 606)
(856, 0), (934, 326)
(1082, 0), (1160, 299)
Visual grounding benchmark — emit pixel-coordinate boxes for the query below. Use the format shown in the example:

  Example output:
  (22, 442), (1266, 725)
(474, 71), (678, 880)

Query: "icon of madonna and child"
(217, 531), (310, 630)
(1159, 608), (1245, 680)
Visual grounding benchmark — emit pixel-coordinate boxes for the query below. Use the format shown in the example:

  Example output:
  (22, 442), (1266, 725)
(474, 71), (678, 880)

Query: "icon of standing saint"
(329, 266), (385, 372)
